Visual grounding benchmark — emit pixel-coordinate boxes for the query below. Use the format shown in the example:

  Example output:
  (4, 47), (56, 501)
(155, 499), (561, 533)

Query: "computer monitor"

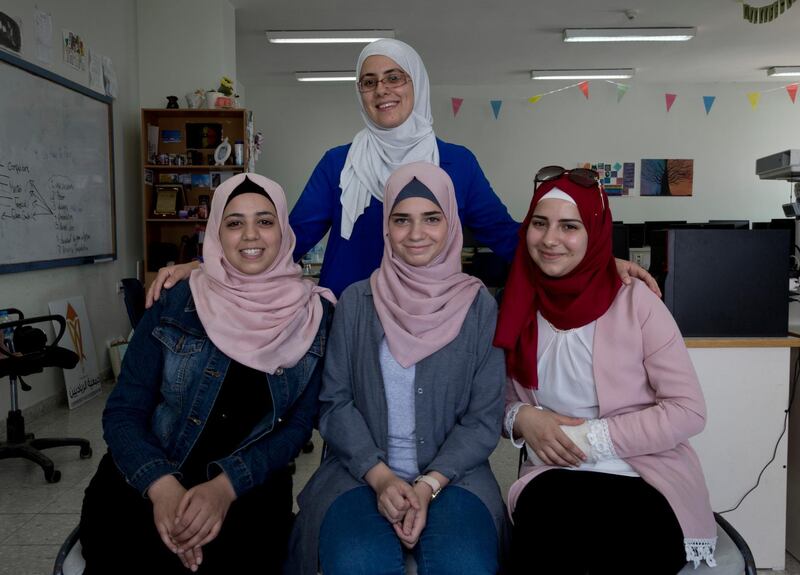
(612, 224), (630, 260)
(643, 221), (687, 247)
(708, 220), (750, 230)
(664, 229), (789, 336)
(768, 218), (796, 258)
(626, 223), (647, 248)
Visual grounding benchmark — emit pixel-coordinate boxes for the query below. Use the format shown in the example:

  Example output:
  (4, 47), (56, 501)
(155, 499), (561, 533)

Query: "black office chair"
(0, 309), (92, 483)
(120, 277), (146, 329)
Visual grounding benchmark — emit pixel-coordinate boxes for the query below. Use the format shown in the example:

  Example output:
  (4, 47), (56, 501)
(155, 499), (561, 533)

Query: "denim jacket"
(103, 280), (332, 497)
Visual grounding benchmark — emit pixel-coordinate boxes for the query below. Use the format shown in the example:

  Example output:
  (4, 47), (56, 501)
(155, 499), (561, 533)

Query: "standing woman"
(80, 174), (335, 574)
(289, 162), (507, 575)
(494, 168), (716, 574)
(146, 38), (654, 303)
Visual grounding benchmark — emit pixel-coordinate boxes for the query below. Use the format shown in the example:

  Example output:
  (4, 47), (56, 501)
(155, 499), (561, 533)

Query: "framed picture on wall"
(153, 184), (185, 216)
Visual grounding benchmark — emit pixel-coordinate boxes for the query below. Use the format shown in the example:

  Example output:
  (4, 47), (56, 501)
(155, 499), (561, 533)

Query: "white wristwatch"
(414, 474), (442, 499)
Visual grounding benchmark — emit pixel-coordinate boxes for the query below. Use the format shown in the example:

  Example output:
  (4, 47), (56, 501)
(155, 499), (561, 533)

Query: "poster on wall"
(0, 11), (21, 53)
(48, 296), (101, 408)
(577, 161), (636, 196)
(640, 159), (694, 196)
(62, 29), (85, 71)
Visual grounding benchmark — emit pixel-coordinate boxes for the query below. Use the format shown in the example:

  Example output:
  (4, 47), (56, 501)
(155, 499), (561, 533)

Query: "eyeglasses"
(533, 165), (605, 212)
(357, 70), (409, 93)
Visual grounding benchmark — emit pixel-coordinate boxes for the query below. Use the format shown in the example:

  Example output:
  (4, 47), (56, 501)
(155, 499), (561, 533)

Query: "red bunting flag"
(787, 84), (798, 104)
(451, 97), (464, 117)
(578, 81), (589, 99)
(665, 93), (677, 112)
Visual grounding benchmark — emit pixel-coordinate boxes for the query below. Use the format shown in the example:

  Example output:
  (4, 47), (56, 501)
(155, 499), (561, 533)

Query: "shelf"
(142, 107), (244, 117)
(144, 164), (244, 171)
(146, 218), (208, 223)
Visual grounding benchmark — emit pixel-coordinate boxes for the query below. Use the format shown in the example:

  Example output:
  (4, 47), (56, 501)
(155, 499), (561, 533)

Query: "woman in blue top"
(79, 174), (335, 574)
(146, 39), (655, 302)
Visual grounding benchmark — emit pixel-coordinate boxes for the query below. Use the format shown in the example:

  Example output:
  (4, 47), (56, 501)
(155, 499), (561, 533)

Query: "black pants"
(509, 470), (686, 575)
(80, 452), (294, 575)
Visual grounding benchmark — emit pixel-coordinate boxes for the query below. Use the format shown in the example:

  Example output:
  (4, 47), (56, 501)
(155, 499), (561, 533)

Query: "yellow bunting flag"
(747, 92), (761, 110)
(528, 95), (543, 104)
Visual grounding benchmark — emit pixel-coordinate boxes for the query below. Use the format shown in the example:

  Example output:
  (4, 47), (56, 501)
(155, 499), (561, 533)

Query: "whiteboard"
(0, 50), (115, 274)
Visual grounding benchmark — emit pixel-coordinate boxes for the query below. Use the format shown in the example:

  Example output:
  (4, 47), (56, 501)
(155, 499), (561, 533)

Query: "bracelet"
(414, 474), (442, 499)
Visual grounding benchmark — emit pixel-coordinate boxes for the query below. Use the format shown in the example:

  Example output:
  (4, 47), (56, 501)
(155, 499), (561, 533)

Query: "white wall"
(137, 0), (236, 109)
(249, 81), (798, 224)
(0, 0), (140, 414)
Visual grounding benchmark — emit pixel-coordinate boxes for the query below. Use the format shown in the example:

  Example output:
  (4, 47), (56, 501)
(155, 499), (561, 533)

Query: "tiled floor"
(1, 384), (799, 574)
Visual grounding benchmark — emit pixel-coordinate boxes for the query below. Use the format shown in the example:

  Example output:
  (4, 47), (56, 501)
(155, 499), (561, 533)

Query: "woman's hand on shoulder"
(145, 261), (199, 308)
(515, 405), (587, 467)
(614, 258), (661, 298)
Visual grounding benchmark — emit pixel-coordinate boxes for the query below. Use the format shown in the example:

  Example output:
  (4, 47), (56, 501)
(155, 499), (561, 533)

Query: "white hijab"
(339, 39), (439, 240)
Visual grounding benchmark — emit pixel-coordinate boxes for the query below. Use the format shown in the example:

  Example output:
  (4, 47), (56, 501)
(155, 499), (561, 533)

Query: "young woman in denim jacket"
(79, 174), (335, 575)
(288, 162), (507, 575)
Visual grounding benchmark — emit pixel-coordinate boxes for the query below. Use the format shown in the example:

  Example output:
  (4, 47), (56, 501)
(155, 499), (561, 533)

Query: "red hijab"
(493, 174), (621, 389)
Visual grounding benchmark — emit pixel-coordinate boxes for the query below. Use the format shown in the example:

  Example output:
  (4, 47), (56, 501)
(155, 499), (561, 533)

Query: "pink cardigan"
(506, 279), (717, 562)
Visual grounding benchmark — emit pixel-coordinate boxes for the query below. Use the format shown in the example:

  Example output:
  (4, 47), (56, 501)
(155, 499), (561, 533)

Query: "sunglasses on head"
(533, 165), (605, 212)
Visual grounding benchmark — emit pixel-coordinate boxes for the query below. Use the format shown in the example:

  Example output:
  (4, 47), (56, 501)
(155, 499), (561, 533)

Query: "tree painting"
(640, 159), (694, 196)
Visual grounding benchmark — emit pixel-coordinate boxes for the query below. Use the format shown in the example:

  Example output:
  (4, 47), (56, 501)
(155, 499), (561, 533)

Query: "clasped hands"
(147, 473), (237, 572)
(366, 463), (433, 549)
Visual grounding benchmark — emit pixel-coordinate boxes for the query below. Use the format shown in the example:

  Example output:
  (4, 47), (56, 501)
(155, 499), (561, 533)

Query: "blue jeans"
(319, 485), (498, 575)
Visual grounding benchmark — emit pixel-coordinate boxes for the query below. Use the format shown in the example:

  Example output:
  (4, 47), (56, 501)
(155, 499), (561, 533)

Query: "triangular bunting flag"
(703, 96), (716, 115)
(787, 84), (798, 104)
(451, 97), (464, 117)
(616, 84), (629, 103)
(490, 100), (502, 119)
(579, 81), (589, 99)
(665, 93), (677, 112)
(747, 92), (761, 110)
(528, 95), (543, 105)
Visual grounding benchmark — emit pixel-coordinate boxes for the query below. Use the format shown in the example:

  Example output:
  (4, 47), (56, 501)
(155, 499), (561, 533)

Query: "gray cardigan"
(287, 279), (507, 575)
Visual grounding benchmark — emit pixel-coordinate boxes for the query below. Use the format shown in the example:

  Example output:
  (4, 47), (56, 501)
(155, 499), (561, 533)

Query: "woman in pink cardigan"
(494, 167), (716, 574)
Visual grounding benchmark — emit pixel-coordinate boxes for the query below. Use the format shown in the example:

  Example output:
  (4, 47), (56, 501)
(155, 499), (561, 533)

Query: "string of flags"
(451, 80), (799, 119)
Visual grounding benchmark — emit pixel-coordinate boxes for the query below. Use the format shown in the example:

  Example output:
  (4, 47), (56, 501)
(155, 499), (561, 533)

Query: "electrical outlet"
(628, 247), (651, 271)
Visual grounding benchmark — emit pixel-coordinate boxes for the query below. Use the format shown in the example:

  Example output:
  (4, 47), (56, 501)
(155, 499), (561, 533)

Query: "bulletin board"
(0, 49), (115, 274)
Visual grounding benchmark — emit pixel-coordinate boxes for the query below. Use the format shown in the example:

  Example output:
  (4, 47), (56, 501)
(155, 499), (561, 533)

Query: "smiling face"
(388, 196), (448, 267)
(359, 55), (414, 129)
(219, 192), (282, 275)
(526, 198), (589, 278)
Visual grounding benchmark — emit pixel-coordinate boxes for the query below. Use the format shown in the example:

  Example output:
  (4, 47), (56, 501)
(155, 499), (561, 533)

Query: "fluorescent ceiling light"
(295, 71), (357, 82)
(266, 30), (394, 44)
(531, 69), (635, 80)
(563, 27), (695, 42)
(767, 66), (800, 77)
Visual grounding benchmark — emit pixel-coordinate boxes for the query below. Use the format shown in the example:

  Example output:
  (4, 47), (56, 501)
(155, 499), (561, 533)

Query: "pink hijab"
(189, 173), (335, 374)
(370, 162), (482, 367)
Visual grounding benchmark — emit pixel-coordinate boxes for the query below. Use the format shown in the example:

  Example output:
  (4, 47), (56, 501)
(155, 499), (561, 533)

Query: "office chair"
(0, 309), (92, 483)
(120, 277), (146, 329)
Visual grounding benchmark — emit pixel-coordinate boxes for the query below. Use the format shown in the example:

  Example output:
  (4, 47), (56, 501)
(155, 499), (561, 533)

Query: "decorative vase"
(205, 91), (223, 109)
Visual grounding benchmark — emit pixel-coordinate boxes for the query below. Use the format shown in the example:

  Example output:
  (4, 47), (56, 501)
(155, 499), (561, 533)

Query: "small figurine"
(166, 95), (179, 109)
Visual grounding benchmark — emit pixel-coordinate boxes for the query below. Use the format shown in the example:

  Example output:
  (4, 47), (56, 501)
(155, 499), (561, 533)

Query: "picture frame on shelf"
(153, 184), (185, 216)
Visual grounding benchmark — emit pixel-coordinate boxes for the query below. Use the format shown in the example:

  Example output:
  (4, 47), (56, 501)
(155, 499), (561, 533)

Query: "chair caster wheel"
(80, 446), (93, 459)
(302, 441), (314, 454)
(46, 469), (62, 483)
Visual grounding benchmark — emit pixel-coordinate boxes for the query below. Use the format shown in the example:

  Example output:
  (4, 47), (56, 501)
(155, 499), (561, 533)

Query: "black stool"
(0, 308), (92, 483)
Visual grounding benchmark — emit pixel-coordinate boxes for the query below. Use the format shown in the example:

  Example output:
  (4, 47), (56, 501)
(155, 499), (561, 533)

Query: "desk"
(685, 336), (800, 570)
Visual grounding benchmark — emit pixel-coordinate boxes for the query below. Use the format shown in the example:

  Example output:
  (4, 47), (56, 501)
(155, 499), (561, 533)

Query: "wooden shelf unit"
(140, 108), (248, 286)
